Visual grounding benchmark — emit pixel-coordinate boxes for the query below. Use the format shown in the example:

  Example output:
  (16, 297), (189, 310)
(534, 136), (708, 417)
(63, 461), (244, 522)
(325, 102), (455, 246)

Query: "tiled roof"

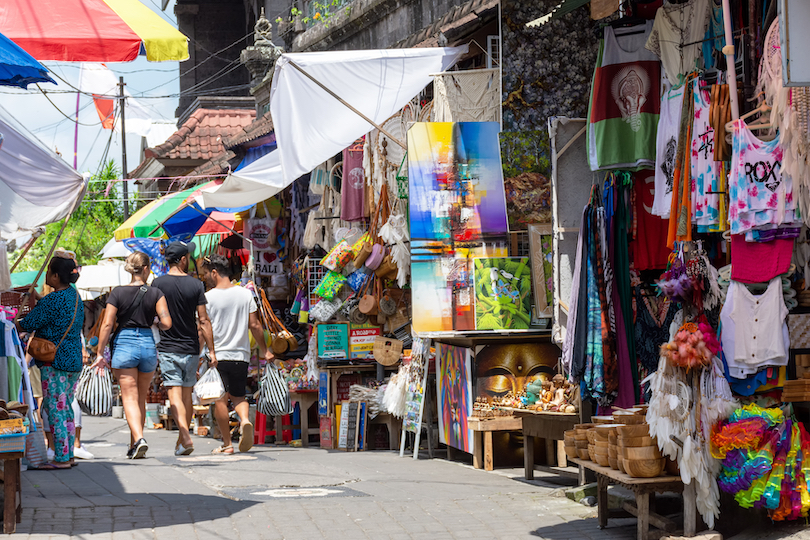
(145, 108), (256, 161)
(188, 150), (238, 177)
(224, 111), (274, 149)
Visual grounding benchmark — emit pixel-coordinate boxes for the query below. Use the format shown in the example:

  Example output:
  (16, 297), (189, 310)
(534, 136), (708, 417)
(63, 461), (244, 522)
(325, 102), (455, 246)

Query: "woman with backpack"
(93, 252), (172, 459)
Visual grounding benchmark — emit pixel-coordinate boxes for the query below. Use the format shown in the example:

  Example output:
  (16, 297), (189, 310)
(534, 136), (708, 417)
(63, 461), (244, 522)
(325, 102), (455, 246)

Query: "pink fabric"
(730, 235), (794, 283)
(341, 148), (365, 221)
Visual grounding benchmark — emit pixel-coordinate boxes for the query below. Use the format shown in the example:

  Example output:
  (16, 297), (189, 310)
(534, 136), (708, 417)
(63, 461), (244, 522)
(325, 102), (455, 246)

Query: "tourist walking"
(18, 255), (83, 469)
(201, 254), (272, 454)
(93, 252), (172, 459)
(153, 241), (216, 456)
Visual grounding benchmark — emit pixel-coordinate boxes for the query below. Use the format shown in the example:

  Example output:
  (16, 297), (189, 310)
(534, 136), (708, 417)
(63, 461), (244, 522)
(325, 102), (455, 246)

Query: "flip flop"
(239, 423), (254, 453)
(29, 462), (71, 470)
(212, 445), (233, 454)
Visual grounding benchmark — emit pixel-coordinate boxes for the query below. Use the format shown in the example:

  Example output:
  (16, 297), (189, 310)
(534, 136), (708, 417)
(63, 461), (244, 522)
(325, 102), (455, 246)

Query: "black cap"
(165, 240), (196, 263)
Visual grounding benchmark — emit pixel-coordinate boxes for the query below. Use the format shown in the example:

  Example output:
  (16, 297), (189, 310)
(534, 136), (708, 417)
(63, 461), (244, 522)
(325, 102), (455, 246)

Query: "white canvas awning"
(0, 103), (86, 238)
(76, 259), (140, 300)
(202, 46), (467, 209)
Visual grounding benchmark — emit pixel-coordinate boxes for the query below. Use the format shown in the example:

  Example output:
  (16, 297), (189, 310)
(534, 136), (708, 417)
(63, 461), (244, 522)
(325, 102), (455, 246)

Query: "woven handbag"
(789, 314), (810, 349)
(257, 364), (294, 416)
(76, 366), (113, 416)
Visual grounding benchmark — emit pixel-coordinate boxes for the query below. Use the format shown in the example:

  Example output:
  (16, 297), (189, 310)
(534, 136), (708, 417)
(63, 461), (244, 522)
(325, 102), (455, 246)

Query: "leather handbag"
(29, 292), (80, 364)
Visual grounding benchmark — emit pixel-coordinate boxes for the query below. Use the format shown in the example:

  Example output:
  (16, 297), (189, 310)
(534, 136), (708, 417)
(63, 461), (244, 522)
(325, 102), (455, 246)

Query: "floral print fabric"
(41, 366), (79, 463)
(691, 83), (723, 230)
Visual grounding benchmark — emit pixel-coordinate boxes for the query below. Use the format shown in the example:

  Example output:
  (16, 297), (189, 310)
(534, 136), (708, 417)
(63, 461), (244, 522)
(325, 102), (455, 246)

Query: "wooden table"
(468, 416), (523, 471)
(508, 409), (579, 479)
(569, 457), (696, 540)
(273, 390), (318, 447)
(1, 452), (22, 534)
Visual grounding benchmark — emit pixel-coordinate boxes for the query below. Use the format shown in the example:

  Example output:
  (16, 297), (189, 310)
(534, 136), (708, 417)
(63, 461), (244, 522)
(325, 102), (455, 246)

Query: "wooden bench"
(1, 452), (22, 534)
(569, 457), (697, 540)
(468, 416), (523, 471)
(513, 409), (579, 479)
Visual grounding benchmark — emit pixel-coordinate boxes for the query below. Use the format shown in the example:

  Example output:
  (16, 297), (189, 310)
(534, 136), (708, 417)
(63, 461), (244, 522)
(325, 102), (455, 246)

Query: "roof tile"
(148, 108), (256, 161)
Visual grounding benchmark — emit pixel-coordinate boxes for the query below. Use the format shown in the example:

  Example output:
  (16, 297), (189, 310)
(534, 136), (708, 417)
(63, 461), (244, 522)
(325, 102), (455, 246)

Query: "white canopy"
(75, 259), (138, 300)
(0, 103), (86, 238)
(99, 237), (132, 259)
(202, 46), (467, 209)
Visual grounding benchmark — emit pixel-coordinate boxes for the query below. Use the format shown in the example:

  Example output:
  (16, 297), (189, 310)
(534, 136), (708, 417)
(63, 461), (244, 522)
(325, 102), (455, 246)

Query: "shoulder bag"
(28, 291), (80, 364)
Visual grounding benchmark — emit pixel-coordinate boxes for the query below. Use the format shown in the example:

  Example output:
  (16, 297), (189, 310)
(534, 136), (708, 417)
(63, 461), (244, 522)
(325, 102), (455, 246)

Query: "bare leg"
(168, 387), (193, 448)
(137, 370), (154, 437)
(74, 427), (81, 448)
(183, 386), (194, 429)
(233, 397), (249, 427)
(115, 368), (145, 444)
(214, 395), (232, 448)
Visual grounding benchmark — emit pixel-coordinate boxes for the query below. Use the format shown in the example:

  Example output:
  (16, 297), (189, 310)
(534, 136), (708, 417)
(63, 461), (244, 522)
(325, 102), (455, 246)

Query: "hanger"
(724, 102), (772, 132)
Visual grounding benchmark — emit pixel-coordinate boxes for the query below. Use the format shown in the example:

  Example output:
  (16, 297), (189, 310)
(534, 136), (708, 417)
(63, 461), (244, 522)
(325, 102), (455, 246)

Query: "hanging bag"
(257, 363), (294, 416)
(192, 367), (226, 406)
(245, 202), (278, 251)
(76, 365), (114, 416)
(358, 274), (379, 315)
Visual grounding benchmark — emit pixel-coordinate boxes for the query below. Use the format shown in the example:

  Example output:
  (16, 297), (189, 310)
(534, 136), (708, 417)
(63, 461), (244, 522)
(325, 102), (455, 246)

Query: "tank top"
(691, 83), (720, 228)
(652, 85), (684, 217)
(588, 21), (661, 171)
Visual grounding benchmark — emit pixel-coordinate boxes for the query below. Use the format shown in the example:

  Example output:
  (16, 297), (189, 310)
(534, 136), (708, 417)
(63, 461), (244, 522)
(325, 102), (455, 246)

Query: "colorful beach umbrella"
(114, 185), (200, 240)
(0, 0), (189, 63)
(0, 32), (55, 88)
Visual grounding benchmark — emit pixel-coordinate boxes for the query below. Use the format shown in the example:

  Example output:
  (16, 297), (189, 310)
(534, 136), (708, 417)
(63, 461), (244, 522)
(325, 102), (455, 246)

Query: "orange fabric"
(93, 96), (115, 130)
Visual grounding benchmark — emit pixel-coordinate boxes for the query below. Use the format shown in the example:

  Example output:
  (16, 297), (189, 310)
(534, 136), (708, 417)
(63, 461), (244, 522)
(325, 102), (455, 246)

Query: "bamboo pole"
(9, 232), (42, 274)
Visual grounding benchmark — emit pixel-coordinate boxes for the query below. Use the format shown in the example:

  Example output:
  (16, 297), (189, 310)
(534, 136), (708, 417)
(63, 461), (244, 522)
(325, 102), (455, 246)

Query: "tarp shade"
(0, 31), (55, 88)
(0, 104), (85, 238)
(202, 46), (467, 208)
(0, 0), (189, 62)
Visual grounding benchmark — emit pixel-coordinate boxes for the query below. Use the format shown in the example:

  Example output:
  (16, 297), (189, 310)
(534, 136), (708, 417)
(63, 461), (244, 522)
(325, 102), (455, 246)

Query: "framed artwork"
(473, 257), (533, 330)
(436, 343), (473, 453)
(528, 224), (553, 318)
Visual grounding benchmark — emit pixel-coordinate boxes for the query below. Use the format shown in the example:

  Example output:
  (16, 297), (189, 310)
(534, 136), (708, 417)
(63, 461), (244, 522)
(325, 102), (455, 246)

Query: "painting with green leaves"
(473, 257), (533, 330)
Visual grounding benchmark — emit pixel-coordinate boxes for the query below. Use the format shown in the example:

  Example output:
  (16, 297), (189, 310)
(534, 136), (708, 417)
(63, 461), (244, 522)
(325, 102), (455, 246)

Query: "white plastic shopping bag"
(192, 367), (225, 406)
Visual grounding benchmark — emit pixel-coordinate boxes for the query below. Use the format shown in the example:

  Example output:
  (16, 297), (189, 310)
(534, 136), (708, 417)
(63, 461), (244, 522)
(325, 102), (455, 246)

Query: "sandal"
(175, 443), (194, 456)
(239, 423), (254, 453)
(29, 462), (71, 470)
(212, 445), (233, 455)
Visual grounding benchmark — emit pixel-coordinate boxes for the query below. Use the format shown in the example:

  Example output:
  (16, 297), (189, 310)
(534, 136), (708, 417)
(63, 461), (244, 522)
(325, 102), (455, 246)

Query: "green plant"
(474, 257), (532, 330)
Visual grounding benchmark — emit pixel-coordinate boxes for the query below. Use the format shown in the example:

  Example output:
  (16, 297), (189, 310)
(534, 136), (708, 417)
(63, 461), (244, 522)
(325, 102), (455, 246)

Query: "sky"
(0, 0), (182, 186)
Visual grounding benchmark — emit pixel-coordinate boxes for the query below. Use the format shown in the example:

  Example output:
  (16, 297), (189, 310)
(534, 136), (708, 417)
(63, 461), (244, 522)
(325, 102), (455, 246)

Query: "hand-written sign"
(317, 323), (349, 359)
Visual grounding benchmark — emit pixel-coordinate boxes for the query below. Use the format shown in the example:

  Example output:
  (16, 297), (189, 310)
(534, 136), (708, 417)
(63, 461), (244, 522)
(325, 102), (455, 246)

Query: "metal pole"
(286, 59), (407, 150)
(721, 0), (740, 121)
(119, 76), (130, 219)
(73, 92), (80, 169)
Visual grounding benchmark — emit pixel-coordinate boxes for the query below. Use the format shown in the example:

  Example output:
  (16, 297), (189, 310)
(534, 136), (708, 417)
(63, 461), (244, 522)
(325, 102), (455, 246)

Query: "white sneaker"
(46, 448), (54, 461)
(73, 445), (94, 460)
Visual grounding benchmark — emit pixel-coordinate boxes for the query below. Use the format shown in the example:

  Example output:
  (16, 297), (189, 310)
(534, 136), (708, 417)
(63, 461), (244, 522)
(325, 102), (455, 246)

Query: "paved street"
(13, 416), (639, 540)
(9, 416), (796, 540)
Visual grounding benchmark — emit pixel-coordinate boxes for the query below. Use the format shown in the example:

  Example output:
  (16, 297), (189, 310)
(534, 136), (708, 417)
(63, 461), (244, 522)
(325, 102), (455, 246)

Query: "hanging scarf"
(668, 77), (696, 247)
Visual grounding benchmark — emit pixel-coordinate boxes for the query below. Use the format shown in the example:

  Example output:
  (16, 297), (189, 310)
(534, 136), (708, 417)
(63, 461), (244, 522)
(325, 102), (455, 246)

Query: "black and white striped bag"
(76, 366), (113, 416)
(257, 365), (293, 417)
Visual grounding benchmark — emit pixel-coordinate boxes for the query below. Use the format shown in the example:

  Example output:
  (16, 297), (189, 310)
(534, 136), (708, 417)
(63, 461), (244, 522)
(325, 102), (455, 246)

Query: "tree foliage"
(16, 160), (129, 272)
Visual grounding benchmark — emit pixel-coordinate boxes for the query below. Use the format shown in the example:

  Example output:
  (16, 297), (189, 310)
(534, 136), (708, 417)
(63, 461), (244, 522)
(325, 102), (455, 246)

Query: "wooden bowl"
(617, 458), (627, 474)
(588, 446), (597, 461)
(564, 430), (577, 438)
(624, 446), (662, 460)
(614, 413), (645, 425)
(594, 453), (610, 467)
(608, 457), (619, 470)
(594, 440), (609, 449)
(591, 416), (614, 424)
(618, 436), (655, 447)
(564, 445), (578, 460)
(577, 448), (590, 460)
(575, 440), (589, 449)
(592, 429), (610, 441)
(608, 445), (618, 459)
(624, 458), (665, 478)
(617, 424), (650, 438)
(608, 432), (618, 445)
(575, 433), (589, 443)
(574, 423), (596, 431)
(586, 431), (598, 444)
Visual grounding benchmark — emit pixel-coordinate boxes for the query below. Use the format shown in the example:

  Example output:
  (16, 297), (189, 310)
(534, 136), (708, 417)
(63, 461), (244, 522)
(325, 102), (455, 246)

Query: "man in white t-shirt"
(201, 255), (273, 454)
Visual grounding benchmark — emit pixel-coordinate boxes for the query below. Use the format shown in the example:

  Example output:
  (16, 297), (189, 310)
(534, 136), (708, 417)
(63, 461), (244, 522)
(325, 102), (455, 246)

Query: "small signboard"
(349, 322), (382, 359)
(319, 416), (333, 449)
(337, 401), (367, 452)
(318, 371), (329, 415)
(317, 323), (349, 359)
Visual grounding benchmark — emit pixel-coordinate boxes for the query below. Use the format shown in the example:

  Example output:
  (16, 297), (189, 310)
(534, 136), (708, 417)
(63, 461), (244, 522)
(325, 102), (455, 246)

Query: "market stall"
(546, 0), (810, 536)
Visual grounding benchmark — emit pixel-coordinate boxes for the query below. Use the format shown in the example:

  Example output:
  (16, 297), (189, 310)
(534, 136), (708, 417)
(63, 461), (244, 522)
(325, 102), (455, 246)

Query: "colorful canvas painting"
(473, 257), (533, 330)
(436, 344), (473, 453)
(408, 122), (509, 242)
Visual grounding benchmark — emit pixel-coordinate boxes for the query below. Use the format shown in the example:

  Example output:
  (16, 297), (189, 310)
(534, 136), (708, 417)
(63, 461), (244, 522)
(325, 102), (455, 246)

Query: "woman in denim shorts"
(93, 252), (172, 459)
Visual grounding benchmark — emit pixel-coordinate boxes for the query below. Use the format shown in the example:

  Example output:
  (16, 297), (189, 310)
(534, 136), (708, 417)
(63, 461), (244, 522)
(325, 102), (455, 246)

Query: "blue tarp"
(0, 32), (55, 88)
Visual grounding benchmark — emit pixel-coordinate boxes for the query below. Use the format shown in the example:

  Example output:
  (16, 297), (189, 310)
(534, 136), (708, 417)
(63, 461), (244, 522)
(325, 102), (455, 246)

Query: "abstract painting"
(436, 343), (473, 453)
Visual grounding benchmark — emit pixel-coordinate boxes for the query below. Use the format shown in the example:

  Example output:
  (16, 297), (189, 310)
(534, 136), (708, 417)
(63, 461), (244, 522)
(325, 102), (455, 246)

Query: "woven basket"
(0, 429), (27, 453)
(789, 314), (810, 349)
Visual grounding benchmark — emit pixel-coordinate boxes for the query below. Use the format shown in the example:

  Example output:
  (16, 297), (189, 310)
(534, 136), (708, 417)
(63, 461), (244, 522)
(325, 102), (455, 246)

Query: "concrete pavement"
(8, 417), (706, 539)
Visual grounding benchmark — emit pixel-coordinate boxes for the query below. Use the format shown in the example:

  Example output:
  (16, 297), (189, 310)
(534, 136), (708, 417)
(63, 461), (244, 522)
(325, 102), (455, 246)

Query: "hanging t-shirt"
(728, 120), (799, 234)
(631, 170), (671, 270)
(652, 85), (684, 217)
(341, 148), (365, 221)
(588, 22), (661, 171)
(691, 83), (720, 228)
(646, 0), (711, 85)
